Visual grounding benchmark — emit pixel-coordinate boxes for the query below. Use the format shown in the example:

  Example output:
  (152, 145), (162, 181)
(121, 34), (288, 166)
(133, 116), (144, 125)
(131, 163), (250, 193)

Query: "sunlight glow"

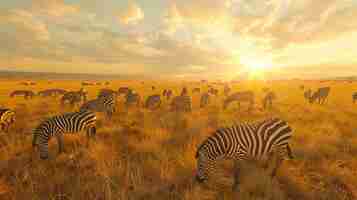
(239, 56), (274, 80)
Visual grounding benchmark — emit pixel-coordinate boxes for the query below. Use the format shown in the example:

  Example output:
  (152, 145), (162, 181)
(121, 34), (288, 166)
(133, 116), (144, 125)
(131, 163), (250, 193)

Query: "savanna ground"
(0, 79), (356, 200)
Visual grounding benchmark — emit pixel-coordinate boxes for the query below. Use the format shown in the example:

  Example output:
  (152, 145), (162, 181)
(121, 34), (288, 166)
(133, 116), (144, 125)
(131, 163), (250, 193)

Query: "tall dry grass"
(0, 79), (356, 200)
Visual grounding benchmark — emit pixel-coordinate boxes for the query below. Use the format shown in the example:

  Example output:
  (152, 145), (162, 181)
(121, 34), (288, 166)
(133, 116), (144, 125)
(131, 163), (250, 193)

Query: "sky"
(1, 0), (357, 79)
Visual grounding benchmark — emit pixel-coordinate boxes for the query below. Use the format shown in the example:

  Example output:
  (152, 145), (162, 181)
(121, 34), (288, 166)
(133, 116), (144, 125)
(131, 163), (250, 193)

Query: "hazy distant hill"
(0, 70), (145, 80)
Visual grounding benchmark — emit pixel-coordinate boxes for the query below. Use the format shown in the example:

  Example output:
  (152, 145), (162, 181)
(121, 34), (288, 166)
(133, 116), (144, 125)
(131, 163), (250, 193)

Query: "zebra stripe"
(309, 87), (330, 104)
(200, 93), (210, 108)
(195, 118), (293, 185)
(32, 110), (96, 159)
(0, 109), (15, 133)
(80, 95), (116, 119)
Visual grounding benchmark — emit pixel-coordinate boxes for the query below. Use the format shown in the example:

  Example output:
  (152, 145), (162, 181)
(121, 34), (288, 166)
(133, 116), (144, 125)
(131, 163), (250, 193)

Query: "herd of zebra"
(1, 83), (356, 190)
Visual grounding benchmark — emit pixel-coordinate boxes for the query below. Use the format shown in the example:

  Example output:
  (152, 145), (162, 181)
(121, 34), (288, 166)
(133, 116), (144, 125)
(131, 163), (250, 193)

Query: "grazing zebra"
(10, 90), (36, 99)
(224, 85), (231, 96)
(181, 87), (188, 96)
(193, 88), (201, 93)
(208, 88), (218, 96)
(32, 110), (97, 159)
(0, 109), (15, 133)
(125, 90), (141, 108)
(61, 89), (87, 106)
(118, 87), (131, 95)
(262, 91), (276, 110)
(309, 87), (330, 104)
(353, 92), (357, 104)
(223, 91), (254, 110)
(38, 89), (67, 97)
(200, 93), (210, 108)
(145, 94), (161, 110)
(304, 89), (312, 101)
(195, 118), (293, 188)
(97, 89), (117, 99)
(80, 95), (116, 119)
(171, 95), (192, 112)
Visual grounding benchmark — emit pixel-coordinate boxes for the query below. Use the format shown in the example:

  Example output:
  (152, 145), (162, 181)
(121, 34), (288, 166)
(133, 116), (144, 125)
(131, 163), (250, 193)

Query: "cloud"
(118, 1), (144, 25)
(31, 0), (79, 17)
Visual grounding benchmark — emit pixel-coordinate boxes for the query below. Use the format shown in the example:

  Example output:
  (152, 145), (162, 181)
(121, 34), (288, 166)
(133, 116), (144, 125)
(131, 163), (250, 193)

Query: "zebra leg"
(286, 144), (294, 159)
(233, 161), (241, 191)
(56, 134), (65, 154)
(270, 155), (283, 178)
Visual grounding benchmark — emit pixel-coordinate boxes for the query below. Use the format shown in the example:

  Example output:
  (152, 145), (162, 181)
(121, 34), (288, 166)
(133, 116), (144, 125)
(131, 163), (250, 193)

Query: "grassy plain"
(0, 79), (356, 200)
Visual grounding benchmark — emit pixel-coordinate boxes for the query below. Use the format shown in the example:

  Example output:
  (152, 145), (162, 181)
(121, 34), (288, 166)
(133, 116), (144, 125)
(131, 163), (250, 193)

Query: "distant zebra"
(171, 95), (192, 112)
(97, 89), (117, 99)
(200, 93), (210, 108)
(118, 87), (131, 95)
(353, 92), (357, 104)
(0, 108), (15, 133)
(163, 89), (173, 100)
(80, 95), (116, 119)
(38, 89), (67, 97)
(125, 90), (141, 108)
(223, 91), (254, 110)
(309, 87), (330, 104)
(224, 85), (231, 96)
(304, 89), (312, 101)
(10, 90), (36, 99)
(61, 89), (87, 106)
(193, 88), (201, 93)
(262, 91), (276, 110)
(195, 118), (293, 188)
(32, 110), (97, 159)
(208, 88), (218, 96)
(145, 94), (161, 110)
(181, 87), (188, 96)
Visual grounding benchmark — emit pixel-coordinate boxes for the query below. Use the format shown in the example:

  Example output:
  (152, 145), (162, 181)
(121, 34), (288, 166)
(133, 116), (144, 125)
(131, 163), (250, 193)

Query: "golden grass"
(0, 79), (356, 200)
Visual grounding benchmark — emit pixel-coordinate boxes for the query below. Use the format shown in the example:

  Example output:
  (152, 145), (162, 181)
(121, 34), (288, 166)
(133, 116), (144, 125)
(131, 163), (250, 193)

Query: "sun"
(239, 56), (273, 79)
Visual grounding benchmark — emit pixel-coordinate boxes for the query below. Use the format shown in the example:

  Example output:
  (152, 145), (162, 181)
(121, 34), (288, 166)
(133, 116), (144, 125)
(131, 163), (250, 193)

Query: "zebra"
(224, 85), (231, 96)
(262, 91), (276, 110)
(125, 90), (141, 108)
(223, 91), (254, 110)
(195, 118), (293, 189)
(181, 87), (188, 96)
(0, 108), (15, 133)
(10, 90), (36, 99)
(61, 89), (87, 106)
(38, 89), (67, 97)
(32, 110), (97, 159)
(97, 89), (117, 99)
(309, 87), (330, 104)
(200, 93), (210, 108)
(145, 94), (161, 110)
(192, 88), (201, 93)
(353, 92), (357, 104)
(171, 95), (192, 112)
(165, 89), (173, 100)
(118, 87), (131, 95)
(208, 88), (218, 96)
(80, 95), (116, 119)
(304, 89), (312, 101)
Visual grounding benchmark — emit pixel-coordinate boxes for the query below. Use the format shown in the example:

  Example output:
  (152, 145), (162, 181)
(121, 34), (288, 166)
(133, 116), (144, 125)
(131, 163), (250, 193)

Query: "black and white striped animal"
(32, 110), (97, 159)
(0, 108), (15, 133)
(309, 87), (330, 104)
(97, 89), (117, 99)
(304, 89), (312, 101)
(163, 89), (173, 100)
(38, 89), (67, 97)
(224, 85), (231, 96)
(195, 118), (293, 188)
(262, 91), (276, 110)
(200, 93), (210, 108)
(61, 89), (87, 106)
(223, 91), (254, 110)
(10, 90), (36, 99)
(125, 90), (141, 108)
(145, 94), (161, 110)
(353, 92), (357, 104)
(80, 95), (116, 119)
(181, 87), (188, 96)
(171, 95), (192, 112)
